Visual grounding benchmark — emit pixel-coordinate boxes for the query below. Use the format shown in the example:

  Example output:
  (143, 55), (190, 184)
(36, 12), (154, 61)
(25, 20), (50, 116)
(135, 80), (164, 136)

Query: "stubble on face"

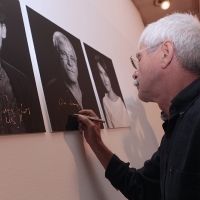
(136, 50), (161, 103)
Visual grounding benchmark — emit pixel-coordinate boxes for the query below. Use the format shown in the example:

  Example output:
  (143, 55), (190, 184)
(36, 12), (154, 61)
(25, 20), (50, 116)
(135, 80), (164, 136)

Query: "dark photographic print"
(84, 44), (130, 129)
(0, 0), (45, 134)
(27, 7), (101, 132)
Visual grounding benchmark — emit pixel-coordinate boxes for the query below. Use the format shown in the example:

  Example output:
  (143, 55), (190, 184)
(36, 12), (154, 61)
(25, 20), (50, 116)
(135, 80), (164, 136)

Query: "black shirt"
(105, 77), (200, 200)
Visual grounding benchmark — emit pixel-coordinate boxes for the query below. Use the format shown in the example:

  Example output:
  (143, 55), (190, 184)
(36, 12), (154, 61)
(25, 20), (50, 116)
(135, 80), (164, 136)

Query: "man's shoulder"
(45, 77), (58, 88)
(45, 76), (63, 90)
(45, 75), (67, 98)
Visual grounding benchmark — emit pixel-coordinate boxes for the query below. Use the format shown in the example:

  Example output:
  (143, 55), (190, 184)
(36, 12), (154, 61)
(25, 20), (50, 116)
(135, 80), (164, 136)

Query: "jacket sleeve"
(105, 149), (161, 200)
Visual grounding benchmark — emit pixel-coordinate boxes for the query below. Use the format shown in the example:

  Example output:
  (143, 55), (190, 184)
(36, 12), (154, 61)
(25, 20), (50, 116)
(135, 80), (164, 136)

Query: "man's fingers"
(79, 109), (98, 118)
(78, 121), (86, 135)
(78, 123), (85, 130)
(78, 114), (94, 127)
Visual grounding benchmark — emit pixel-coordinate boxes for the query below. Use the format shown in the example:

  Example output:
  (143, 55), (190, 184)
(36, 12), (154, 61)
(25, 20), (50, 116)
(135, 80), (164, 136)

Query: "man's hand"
(78, 109), (101, 147)
(77, 109), (113, 169)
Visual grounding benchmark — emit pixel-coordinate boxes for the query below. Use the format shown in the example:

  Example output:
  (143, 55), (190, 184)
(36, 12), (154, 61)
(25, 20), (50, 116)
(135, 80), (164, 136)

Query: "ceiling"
(132, 0), (200, 26)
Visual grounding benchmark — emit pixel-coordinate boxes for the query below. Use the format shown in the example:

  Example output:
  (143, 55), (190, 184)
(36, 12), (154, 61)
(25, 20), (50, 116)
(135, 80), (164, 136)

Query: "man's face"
(0, 23), (6, 51)
(133, 45), (162, 103)
(58, 41), (78, 84)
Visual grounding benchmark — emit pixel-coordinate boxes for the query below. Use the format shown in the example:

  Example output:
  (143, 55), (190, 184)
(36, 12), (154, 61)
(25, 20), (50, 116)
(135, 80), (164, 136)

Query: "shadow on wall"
(64, 133), (108, 200)
(123, 96), (159, 168)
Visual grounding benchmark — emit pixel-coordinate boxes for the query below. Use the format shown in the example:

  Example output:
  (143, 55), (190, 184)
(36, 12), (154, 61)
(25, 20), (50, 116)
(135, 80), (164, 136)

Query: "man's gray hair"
(139, 13), (200, 74)
(53, 31), (72, 49)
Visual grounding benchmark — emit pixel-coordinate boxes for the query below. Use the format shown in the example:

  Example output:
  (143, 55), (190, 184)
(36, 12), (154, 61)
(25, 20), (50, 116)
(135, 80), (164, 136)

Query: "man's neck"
(158, 72), (200, 118)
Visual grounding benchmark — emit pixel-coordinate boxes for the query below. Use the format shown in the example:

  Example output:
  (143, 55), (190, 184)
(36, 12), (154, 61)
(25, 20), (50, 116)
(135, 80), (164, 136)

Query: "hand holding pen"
(76, 109), (113, 169)
(74, 114), (105, 123)
(76, 109), (102, 144)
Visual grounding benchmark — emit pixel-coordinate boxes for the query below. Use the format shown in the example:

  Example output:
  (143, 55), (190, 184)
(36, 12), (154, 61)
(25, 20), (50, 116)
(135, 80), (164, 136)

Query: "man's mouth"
(67, 69), (75, 73)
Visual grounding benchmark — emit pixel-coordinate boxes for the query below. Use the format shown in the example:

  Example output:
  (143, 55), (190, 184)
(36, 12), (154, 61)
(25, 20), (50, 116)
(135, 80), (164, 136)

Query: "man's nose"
(66, 57), (73, 67)
(67, 59), (72, 66)
(132, 70), (138, 80)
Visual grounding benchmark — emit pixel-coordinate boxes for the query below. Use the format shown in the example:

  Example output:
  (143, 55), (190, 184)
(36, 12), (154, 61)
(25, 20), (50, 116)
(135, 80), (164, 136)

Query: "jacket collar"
(169, 77), (200, 119)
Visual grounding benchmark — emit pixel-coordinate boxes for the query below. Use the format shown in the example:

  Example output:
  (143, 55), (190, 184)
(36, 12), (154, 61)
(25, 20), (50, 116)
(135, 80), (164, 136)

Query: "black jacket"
(105, 77), (200, 200)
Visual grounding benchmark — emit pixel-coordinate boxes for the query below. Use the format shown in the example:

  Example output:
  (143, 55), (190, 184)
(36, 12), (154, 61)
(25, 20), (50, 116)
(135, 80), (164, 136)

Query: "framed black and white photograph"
(0, 0), (45, 134)
(84, 43), (130, 129)
(27, 7), (101, 132)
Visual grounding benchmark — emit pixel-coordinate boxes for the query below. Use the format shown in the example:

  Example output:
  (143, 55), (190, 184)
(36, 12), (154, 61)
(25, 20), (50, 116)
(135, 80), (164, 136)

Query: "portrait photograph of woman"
(84, 43), (130, 129)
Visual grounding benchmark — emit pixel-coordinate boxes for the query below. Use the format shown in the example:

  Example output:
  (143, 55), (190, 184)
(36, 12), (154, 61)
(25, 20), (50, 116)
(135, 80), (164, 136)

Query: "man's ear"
(161, 40), (174, 69)
(2, 24), (6, 39)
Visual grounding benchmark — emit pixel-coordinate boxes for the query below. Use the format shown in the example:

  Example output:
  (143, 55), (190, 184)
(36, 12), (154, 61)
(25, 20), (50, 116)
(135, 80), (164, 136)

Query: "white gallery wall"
(0, 0), (164, 199)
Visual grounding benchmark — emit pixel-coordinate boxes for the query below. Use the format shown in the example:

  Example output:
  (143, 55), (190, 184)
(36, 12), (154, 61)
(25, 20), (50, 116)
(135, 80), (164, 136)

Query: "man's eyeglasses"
(130, 44), (161, 70)
(130, 56), (139, 70)
(58, 50), (77, 64)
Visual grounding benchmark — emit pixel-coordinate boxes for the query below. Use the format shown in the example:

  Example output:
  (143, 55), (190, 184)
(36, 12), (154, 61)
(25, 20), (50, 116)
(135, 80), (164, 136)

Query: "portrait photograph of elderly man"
(27, 7), (101, 132)
(0, 0), (45, 134)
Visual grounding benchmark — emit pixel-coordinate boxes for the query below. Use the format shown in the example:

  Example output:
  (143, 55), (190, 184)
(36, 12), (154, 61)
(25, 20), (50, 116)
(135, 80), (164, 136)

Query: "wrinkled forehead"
(58, 40), (76, 57)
